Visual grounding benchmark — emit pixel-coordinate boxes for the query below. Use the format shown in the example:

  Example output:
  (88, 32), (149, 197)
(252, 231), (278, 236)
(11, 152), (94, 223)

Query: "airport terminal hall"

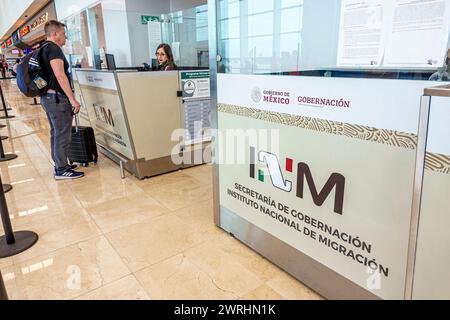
(0, 0), (449, 302)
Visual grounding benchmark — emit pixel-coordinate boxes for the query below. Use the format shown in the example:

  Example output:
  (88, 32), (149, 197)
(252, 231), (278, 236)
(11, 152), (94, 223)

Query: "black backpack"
(16, 43), (51, 97)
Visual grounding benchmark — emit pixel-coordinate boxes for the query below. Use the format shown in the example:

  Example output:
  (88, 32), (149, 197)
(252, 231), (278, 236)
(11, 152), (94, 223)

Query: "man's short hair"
(44, 20), (66, 37)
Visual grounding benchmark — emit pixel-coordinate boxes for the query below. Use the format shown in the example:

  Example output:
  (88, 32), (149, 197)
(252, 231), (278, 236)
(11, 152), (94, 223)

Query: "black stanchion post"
(0, 133), (16, 162)
(2, 184), (12, 193)
(0, 78), (12, 111)
(30, 97), (40, 106)
(0, 123), (8, 141)
(0, 82), (14, 120)
(0, 173), (38, 258)
(0, 134), (15, 191)
(0, 270), (8, 300)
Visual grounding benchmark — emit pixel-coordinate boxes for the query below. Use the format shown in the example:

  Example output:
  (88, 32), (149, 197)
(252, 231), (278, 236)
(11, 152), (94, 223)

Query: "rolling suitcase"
(68, 115), (98, 167)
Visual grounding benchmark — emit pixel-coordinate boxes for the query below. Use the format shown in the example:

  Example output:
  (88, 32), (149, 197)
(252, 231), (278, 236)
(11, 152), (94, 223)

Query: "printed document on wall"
(148, 22), (162, 55)
(337, 0), (389, 67)
(384, 0), (450, 68)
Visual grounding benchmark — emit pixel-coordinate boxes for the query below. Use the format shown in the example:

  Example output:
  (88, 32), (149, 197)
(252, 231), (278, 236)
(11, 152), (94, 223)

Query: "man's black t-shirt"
(40, 41), (71, 96)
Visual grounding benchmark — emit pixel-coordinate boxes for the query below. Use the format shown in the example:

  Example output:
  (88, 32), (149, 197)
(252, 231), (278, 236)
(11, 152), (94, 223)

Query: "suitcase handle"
(74, 112), (80, 133)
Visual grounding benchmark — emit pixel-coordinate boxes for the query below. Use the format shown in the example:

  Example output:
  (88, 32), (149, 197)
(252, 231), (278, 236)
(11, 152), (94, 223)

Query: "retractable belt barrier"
(0, 172), (39, 258)
(0, 120), (39, 257)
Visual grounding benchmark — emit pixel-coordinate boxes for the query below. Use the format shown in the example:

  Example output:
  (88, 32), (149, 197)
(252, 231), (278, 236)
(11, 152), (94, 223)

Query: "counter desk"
(212, 73), (448, 300)
(72, 69), (211, 179)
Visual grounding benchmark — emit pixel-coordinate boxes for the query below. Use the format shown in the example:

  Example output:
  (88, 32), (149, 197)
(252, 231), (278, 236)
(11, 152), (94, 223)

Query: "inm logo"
(94, 104), (115, 127)
(250, 147), (345, 215)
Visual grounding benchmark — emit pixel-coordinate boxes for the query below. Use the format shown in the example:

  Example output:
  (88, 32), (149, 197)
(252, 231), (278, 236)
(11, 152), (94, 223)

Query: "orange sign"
(6, 39), (12, 47)
(20, 25), (31, 37)
(1, 43), (6, 49)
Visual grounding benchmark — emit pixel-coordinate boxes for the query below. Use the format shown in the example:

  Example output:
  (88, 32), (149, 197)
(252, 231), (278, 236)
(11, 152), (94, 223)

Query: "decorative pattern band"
(425, 153), (450, 174)
(218, 104), (417, 150)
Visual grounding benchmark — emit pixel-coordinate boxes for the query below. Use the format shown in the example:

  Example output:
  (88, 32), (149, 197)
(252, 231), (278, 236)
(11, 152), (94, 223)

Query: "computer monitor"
(151, 58), (158, 71)
(106, 54), (116, 71)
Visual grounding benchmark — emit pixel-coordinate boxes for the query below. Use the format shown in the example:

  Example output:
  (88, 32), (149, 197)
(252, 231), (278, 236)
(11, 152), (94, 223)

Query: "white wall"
(0, 0), (34, 41)
(103, 0), (133, 67)
(125, 0), (170, 66)
(170, 0), (206, 12)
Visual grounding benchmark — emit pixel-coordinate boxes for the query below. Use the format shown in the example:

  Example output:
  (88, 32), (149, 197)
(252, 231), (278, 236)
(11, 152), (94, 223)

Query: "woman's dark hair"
(156, 43), (174, 62)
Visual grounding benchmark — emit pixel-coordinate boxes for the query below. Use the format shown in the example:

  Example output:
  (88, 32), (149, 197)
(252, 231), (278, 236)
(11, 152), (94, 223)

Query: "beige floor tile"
(6, 193), (85, 228)
(184, 241), (264, 298)
(106, 214), (204, 272)
(135, 254), (237, 300)
(215, 236), (285, 283)
(181, 165), (213, 185)
(0, 166), (42, 183)
(87, 193), (169, 233)
(266, 271), (323, 300)
(69, 178), (144, 208)
(67, 166), (123, 186)
(40, 177), (75, 196)
(11, 211), (101, 264)
(76, 275), (149, 300)
(137, 170), (204, 193)
(0, 257), (13, 269)
(239, 285), (285, 300)
(172, 199), (226, 242)
(4, 176), (51, 200)
(33, 165), (56, 179)
(147, 184), (213, 211)
(0, 158), (34, 171)
(2, 236), (130, 300)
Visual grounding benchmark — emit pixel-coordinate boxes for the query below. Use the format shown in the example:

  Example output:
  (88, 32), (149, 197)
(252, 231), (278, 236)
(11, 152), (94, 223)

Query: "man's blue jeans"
(41, 93), (73, 174)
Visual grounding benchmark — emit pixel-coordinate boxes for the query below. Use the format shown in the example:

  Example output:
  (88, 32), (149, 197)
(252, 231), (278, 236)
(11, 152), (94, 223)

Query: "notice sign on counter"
(180, 70), (211, 145)
(180, 71), (210, 99)
(76, 70), (135, 160)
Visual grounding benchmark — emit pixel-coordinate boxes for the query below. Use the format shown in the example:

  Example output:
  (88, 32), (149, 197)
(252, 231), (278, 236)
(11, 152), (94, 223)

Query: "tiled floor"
(0, 80), (323, 300)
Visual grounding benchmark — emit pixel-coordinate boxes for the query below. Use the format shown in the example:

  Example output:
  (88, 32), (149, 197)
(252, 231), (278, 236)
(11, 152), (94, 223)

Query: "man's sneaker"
(54, 169), (84, 180)
(54, 164), (78, 174)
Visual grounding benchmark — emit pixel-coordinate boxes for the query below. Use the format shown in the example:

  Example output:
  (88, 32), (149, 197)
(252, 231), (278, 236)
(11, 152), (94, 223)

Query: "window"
(218, 0), (304, 73)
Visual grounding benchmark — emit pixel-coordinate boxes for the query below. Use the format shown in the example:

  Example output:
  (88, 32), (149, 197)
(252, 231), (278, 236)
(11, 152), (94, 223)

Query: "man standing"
(0, 59), (6, 78)
(40, 20), (84, 179)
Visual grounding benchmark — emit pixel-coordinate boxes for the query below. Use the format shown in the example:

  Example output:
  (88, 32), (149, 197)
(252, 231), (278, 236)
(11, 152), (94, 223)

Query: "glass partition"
(160, 4), (209, 68)
(64, 10), (90, 68)
(217, 0), (450, 80)
(61, 3), (209, 70)
(63, 3), (106, 70)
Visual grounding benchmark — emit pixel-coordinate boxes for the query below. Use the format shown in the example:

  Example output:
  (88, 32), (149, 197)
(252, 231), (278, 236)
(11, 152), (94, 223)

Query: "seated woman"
(155, 43), (177, 71)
